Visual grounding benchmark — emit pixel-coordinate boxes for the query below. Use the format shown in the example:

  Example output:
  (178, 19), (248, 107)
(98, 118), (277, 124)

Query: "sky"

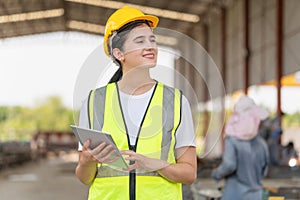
(0, 31), (300, 114)
(0, 32), (97, 108)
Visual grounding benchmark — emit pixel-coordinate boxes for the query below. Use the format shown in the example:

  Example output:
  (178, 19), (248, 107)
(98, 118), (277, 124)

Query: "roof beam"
(65, 0), (200, 23)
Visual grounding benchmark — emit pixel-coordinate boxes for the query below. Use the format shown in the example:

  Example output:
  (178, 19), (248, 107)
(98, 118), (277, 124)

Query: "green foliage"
(33, 96), (74, 131)
(282, 112), (300, 128)
(0, 96), (75, 141)
(0, 106), (9, 122)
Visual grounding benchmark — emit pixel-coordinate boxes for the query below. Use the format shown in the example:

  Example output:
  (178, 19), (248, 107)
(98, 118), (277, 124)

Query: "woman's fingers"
(121, 150), (135, 156)
(95, 148), (122, 164)
(123, 163), (138, 171)
(90, 142), (117, 163)
(101, 150), (119, 163)
(90, 142), (107, 155)
(122, 151), (141, 163)
(83, 139), (91, 150)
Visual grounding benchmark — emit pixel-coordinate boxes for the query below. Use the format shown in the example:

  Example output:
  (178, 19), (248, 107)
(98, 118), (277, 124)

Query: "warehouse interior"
(1, 0), (300, 199)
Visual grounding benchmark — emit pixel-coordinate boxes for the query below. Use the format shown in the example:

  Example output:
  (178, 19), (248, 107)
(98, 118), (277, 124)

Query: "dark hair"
(108, 20), (151, 83)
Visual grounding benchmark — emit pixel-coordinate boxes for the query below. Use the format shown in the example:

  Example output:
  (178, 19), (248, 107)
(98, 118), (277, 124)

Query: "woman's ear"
(112, 48), (124, 62)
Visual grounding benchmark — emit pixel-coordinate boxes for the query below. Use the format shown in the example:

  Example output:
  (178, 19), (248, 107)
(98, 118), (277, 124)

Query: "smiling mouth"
(143, 53), (155, 59)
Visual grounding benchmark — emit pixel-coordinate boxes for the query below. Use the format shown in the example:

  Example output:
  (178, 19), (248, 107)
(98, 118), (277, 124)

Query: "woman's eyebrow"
(133, 35), (145, 41)
(133, 34), (156, 41)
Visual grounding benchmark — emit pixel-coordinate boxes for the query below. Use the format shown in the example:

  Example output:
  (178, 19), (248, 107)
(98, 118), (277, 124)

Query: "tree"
(0, 106), (9, 122)
(33, 96), (74, 131)
(0, 96), (74, 141)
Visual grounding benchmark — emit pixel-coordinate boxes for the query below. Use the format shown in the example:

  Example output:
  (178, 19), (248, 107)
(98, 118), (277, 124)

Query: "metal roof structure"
(0, 0), (229, 40)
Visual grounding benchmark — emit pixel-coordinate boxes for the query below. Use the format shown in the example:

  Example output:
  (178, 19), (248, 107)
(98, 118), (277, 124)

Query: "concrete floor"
(192, 177), (300, 200)
(0, 153), (89, 200)
(1, 151), (300, 200)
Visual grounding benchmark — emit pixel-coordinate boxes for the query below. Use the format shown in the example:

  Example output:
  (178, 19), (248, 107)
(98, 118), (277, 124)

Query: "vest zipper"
(129, 145), (136, 200)
(116, 82), (158, 200)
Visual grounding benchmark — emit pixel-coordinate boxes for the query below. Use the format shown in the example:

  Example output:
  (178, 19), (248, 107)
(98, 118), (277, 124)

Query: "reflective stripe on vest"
(88, 82), (182, 200)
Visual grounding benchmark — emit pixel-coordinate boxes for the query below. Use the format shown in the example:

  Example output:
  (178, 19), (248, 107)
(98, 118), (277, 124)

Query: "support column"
(244, 0), (250, 94)
(221, 7), (227, 151)
(276, 0), (283, 123)
(202, 24), (209, 140)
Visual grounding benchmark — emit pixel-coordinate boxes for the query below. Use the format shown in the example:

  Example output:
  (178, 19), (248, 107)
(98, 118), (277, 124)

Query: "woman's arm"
(158, 146), (197, 184)
(75, 140), (117, 185)
(122, 146), (197, 184)
(75, 140), (98, 185)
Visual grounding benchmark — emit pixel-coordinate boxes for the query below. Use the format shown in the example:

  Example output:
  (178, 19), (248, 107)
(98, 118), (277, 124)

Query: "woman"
(212, 96), (270, 200)
(75, 6), (197, 200)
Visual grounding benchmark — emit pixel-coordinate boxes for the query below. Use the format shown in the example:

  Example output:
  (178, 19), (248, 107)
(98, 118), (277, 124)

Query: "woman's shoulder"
(92, 82), (116, 92)
(157, 82), (193, 107)
(157, 82), (182, 93)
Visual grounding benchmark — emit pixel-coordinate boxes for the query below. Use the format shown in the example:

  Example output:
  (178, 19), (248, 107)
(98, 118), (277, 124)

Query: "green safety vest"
(87, 82), (182, 200)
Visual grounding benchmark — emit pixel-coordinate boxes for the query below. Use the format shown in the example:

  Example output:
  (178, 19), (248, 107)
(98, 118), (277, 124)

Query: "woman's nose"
(144, 40), (156, 49)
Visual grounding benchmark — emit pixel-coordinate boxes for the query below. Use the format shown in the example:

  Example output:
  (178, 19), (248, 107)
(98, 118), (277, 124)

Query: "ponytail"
(109, 67), (123, 83)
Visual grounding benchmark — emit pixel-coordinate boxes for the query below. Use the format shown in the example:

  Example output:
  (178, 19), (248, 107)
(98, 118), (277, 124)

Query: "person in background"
(268, 112), (285, 165)
(281, 141), (298, 166)
(75, 6), (197, 200)
(212, 96), (270, 200)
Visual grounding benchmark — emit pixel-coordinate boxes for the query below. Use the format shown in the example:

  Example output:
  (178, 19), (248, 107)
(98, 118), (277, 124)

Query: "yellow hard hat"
(103, 6), (159, 56)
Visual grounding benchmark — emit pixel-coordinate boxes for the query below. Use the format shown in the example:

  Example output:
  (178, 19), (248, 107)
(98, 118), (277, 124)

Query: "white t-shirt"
(78, 85), (196, 151)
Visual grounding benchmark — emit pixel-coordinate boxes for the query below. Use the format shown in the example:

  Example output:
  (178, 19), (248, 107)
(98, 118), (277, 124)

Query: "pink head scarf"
(225, 96), (269, 140)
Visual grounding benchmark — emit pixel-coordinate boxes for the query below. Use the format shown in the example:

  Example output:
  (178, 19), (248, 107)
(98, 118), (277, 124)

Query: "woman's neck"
(118, 67), (156, 95)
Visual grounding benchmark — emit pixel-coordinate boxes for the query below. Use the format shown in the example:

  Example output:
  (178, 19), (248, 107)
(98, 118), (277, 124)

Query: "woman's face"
(121, 23), (158, 70)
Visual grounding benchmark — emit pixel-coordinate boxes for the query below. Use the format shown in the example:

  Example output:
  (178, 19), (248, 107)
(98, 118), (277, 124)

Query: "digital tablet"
(70, 125), (128, 169)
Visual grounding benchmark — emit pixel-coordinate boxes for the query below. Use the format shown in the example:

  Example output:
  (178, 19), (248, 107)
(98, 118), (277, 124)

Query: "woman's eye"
(136, 40), (144, 44)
